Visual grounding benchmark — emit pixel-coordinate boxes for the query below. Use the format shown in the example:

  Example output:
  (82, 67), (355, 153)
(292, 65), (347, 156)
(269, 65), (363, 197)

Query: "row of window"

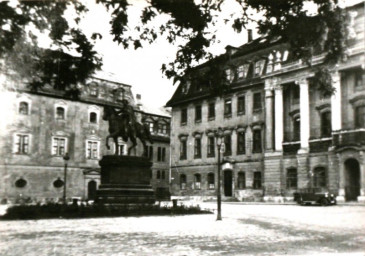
(286, 167), (326, 189)
(179, 172), (262, 190)
(180, 130), (262, 160)
(178, 167), (326, 191)
(156, 170), (167, 180)
(15, 134), (169, 162)
(19, 102), (99, 124)
(15, 134), (100, 159)
(145, 121), (170, 135)
(181, 93), (262, 125)
(144, 146), (167, 162)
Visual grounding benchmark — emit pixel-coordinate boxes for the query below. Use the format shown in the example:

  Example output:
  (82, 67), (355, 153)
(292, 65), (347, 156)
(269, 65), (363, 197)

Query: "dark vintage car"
(293, 188), (337, 206)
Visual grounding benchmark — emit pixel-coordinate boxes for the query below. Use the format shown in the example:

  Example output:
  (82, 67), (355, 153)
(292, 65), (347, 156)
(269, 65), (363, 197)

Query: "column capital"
(330, 70), (340, 84)
(274, 84), (283, 94)
(295, 77), (308, 87)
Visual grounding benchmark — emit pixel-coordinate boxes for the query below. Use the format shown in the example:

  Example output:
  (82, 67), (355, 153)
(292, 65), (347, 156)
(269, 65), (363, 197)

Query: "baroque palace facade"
(0, 73), (170, 204)
(167, 2), (365, 202)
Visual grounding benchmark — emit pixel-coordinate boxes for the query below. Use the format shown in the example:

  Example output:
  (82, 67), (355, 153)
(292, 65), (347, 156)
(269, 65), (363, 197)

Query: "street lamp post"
(63, 152), (70, 204)
(216, 127), (223, 221)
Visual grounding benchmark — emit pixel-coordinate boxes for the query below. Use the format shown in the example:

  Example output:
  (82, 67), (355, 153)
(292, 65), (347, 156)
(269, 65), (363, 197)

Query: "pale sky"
(79, 0), (254, 109)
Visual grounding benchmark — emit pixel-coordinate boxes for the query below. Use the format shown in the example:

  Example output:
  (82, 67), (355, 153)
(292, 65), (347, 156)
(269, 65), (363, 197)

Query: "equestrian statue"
(102, 99), (153, 156)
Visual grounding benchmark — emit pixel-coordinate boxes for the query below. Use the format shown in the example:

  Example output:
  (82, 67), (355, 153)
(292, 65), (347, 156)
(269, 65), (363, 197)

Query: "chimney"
(247, 29), (253, 42)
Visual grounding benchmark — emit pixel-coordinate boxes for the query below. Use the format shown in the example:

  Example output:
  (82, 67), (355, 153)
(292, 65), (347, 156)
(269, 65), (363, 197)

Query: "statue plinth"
(96, 155), (155, 204)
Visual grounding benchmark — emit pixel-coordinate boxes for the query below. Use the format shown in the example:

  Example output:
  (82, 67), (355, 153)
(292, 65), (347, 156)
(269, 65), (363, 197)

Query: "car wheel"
(320, 198), (329, 206)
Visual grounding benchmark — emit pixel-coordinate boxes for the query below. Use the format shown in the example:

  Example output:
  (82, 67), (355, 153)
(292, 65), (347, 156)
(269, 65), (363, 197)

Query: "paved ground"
(0, 203), (364, 256)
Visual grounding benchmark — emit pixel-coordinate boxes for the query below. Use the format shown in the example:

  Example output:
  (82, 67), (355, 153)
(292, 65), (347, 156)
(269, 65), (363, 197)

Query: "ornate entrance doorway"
(344, 158), (360, 201)
(224, 170), (233, 197)
(88, 180), (97, 200)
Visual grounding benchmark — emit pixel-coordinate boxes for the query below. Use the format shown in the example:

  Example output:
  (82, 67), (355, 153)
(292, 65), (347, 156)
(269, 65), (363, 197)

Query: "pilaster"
(331, 71), (342, 131)
(274, 83), (283, 152)
(264, 79), (274, 151)
(298, 78), (310, 153)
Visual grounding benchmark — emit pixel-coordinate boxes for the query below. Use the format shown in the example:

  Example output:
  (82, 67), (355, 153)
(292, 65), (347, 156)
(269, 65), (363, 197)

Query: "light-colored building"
(166, 2), (365, 202)
(0, 72), (171, 204)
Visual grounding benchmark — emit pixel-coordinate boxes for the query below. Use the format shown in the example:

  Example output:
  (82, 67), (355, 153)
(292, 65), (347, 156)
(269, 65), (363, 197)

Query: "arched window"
(286, 168), (297, 189)
(194, 174), (201, 190)
(89, 112), (97, 123)
(19, 102), (29, 115)
(207, 173), (215, 189)
(56, 107), (65, 120)
(237, 172), (245, 189)
(180, 174), (187, 190)
(313, 167), (326, 188)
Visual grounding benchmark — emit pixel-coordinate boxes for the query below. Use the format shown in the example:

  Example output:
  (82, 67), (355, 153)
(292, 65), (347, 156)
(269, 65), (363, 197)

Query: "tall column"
(331, 71), (342, 131)
(264, 79), (274, 151)
(298, 78), (310, 152)
(274, 84), (283, 151)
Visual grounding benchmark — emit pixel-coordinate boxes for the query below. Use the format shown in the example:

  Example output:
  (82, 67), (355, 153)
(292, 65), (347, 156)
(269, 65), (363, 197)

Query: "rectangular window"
(224, 134), (232, 156)
(237, 95), (245, 115)
(194, 138), (201, 158)
(162, 147), (166, 162)
(208, 173), (215, 189)
(208, 102), (215, 120)
(321, 112), (332, 137)
(224, 99), (232, 117)
(225, 69), (233, 83)
(286, 168), (298, 189)
(157, 147), (166, 162)
(180, 174), (187, 190)
(207, 136), (215, 157)
(180, 140), (187, 160)
(86, 141), (99, 159)
(355, 70), (364, 88)
(52, 137), (66, 156)
(355, 106), (365, 128)
(253, 92), (262, 112)
(148, 146), (153, 160)
(194, 174), (201, 190)
(237, 131), (246, 155)
(90, 87), (98, 97)
(181, 108), (187, 125)
(15, 134), (29, 154)
(252, 130), (262, 153)
(237, 65), (244, 79)
(157, 147), (162, 161)
(253, 172), (262, 189)
(254, 59), (266, 76)
(237, 172), (246, 189)
(195, 105), (202, 122)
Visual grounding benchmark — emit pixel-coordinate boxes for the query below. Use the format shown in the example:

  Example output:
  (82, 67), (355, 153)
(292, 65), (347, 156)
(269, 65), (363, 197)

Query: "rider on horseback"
(115, 99), (137, 137)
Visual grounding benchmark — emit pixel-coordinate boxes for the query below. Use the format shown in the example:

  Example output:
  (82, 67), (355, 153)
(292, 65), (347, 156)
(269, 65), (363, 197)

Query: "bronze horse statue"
(102, 105), (153, 156)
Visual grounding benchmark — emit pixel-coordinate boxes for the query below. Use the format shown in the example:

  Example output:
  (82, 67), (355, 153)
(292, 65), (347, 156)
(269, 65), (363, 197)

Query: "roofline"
(90, 76), (132, 88)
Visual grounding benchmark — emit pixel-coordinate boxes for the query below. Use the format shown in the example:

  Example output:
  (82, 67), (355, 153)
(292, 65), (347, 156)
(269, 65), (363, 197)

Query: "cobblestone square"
(0, 203), (364, 256)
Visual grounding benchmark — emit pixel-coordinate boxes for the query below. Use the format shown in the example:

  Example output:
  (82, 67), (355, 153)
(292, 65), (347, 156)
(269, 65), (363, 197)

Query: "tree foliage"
(0, 0), (101, 98)
(0, 0), (349, 96)
(99, 0), (348, 95)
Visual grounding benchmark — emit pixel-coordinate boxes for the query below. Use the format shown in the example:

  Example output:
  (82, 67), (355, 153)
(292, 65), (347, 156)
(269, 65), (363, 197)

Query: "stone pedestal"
(96, 155), (155, 204)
